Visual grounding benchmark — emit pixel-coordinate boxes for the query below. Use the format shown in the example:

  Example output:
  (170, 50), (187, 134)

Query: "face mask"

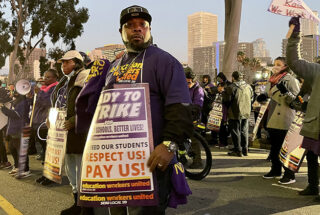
(272, 66), (283, 74)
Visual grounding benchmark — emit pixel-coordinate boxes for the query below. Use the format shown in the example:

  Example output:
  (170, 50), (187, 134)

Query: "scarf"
(269, 72), (287, 87)
(40, 82), (58, 93)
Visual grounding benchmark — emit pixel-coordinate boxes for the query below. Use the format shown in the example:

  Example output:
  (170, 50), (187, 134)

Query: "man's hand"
(34, 86), (40, 94)
(63, 120), (75, 131)
(277, 82), (288, 94)
(147, 143), (174, 172)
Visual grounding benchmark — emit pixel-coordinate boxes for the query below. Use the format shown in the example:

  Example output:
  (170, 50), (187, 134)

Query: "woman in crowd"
(50, 50), (89, 215)
(258, 57), (300, 184)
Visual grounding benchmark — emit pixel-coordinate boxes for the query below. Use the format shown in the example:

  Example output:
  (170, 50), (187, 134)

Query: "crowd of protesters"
(0, 6), (320, 215)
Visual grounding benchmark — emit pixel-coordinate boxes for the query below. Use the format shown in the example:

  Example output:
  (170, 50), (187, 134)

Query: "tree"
(223, 0), (243, 81)
(0, 0), (89, 82)
(47, 47), (65, 79)
(0, 11), (12, 69)
(39, 55), (50, 77)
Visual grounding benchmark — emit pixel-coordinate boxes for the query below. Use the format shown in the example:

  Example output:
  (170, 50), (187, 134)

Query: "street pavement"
(1, 146), (320, 215)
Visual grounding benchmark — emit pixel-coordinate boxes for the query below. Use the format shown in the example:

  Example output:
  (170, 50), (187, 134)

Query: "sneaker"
(299, 186), (319, 196)
(40, 178), (55, 186)
(227, 151), (242, 157)
(0, 162), (12, 169)
(263, 171), (281, 179)
(242, 149), (248, 156)
(36, 176), (46, 184)
(313, 196), (320, 202)
(15, 171), (31, 179)
(278, 177), (296, 185)
(8, 168), (19, 175)
(218, 143), (228, 148)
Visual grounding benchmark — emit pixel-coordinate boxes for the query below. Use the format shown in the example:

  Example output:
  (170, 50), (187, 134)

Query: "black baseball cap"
(120, 5), (152, 27)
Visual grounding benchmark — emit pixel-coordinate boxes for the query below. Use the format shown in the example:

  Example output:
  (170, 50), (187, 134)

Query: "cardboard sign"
(280, 111), (305, 172)
(0, 103), (10, 130)
(251, 100), (270, 141)
(268, 0), (320, 23)
(43, 108), (67, 183)
(207, 95), (223, 132)
(79, 83), (157, 207)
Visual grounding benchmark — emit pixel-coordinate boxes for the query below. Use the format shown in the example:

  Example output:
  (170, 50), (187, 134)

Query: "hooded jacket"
(223, 80), (253, 120)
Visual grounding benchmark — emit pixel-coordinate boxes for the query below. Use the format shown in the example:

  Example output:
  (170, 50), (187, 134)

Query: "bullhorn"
(15, 79), (31, 95)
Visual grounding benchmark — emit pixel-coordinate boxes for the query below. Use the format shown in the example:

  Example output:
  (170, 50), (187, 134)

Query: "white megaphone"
(15, 79), (31, 95)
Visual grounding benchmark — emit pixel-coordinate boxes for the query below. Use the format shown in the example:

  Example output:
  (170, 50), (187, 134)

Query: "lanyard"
(105, 49), (147, 87)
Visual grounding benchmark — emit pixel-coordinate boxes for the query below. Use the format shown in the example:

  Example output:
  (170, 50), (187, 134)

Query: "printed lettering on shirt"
(85, 60), (106, 83)
(110, 62), (143, 83)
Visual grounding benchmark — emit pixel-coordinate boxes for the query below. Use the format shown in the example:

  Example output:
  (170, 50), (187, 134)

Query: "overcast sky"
(1, 0), (319, 74)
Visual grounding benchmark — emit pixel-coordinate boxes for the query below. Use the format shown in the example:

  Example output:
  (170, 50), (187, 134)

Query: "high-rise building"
(282, 35), (320, 63)
(9, 48), (46, 81)
(301, 11), (319, 36)
(193, 46), (215, 78)
(188, 12), (218, 69)
(252, 38), (270, 58)
(91, 44), (125, 62)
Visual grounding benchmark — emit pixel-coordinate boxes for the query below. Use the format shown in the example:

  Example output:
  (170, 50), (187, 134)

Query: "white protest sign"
(43, 108), (67, 183)
(268, 0), (320, 23)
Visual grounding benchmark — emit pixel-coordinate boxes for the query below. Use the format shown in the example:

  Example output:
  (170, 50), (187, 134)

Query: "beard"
(121, 26), (153, 53)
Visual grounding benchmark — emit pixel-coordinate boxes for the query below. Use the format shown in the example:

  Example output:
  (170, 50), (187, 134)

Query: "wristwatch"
(162, 141), (178, 153)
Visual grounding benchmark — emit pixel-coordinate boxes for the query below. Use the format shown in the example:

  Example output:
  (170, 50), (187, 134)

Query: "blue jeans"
(229, 118), (249, 152)
(65, 154), (82, 193)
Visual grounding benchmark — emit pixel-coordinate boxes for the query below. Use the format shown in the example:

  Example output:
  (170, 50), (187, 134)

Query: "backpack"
(235, 82), (252, 119)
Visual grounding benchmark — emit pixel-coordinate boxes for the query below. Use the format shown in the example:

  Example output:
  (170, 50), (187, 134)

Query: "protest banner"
(207, 95), (223, 132)
(79, 83), (157, 207)
(17, 126), (31, 178)
(279, 111), (305, 172)
(268, 0), (320, 23)
(43, 108), (67, 183)
(251, 100), (270, 141)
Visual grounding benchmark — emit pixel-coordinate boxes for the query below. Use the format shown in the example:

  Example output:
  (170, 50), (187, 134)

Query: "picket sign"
(279, 111), (306, 172)
(79, 83), (157, 207)
(268, 0), (320, 23)
(43, 108), (67, 183)
(251, 100), (270, 142)
(207, 95), (223, 132)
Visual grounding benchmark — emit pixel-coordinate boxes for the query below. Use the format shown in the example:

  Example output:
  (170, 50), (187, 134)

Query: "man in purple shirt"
(90, 5), (193, 214)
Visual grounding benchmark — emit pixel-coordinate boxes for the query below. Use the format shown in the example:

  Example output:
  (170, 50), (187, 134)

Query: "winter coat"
(265, 73), (300, 131)
(51, 68), (89, 154)
(1, 97), (29, 136)
(32, 82), (58, 129)
(223, 80), (253, 120)
(189, 81), (204, 108)
(287, 32), (320, 140)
